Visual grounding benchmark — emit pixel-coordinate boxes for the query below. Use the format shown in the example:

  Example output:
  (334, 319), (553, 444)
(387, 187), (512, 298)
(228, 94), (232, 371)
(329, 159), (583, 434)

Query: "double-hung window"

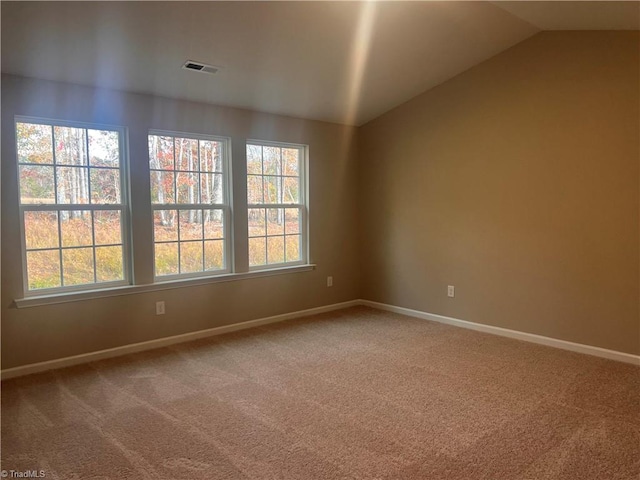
(16, 118), (129, 294)
(15, 119), (308, 301)
(247, 141), (307, 269)
(148, 132), (231, 279)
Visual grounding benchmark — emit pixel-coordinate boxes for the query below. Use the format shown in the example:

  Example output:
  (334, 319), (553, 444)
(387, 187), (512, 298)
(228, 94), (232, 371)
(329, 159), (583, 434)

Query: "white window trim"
(14, 264), (316, 308)
(16, 116), (132, 297)
(246, 139), (309, 271)
(12, 121), (315, 304)
(148, 130), (233, 281)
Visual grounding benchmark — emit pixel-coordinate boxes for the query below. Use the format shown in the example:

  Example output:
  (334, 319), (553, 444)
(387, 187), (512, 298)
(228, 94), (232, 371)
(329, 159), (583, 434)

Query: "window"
(16, 118), (129, 293)
(148, 132), (230, 279)
(14, 119), (310, 302)
(247, 142), (307, 269)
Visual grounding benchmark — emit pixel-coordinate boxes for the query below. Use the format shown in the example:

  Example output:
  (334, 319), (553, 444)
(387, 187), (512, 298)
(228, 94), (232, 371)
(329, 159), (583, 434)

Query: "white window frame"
(247, 139), (308, 271)
(148, 130), (233, 281)
(16, 116), (131, 296)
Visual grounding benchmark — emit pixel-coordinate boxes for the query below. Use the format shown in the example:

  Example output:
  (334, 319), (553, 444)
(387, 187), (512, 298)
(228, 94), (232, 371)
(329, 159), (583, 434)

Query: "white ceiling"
(1, 2), (637, 126)
(494, 1), (640, 31)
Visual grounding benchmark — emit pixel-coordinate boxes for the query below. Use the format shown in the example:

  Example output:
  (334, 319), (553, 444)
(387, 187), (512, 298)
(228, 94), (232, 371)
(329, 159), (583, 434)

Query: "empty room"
(1, 1), (638, 479)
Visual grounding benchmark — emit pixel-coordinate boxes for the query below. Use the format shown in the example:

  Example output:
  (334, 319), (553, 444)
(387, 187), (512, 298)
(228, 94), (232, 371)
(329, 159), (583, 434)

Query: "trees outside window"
(16, 119), (308, 297)
(148, 132), (230, 279)
(247, 142), (307, 268)
(16, 119), (128, 293)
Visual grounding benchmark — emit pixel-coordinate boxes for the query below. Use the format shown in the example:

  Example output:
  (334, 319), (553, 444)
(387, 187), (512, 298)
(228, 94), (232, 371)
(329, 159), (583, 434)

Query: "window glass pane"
(285, 208), (300, 234)
(264, 176), (281, 204)
(285, 235), (301, 262)
(283, 177), (299, 203)
(60, 210), (93, 247)
(267, 236), (285, 264)
(247, 145), (262, 174)
(175, 138), (199, 171)
(200, 140), (222, 172)
(151, 171), (175, 204)
(56, 167), (90, 204)
(267, 208), (285, 235)
(248, 208), (266, 237)
(25, 211), (59, 250)
(62, 247), (94, 286)
(283, 148), (299, 176)
(247, 175), (263, 204)
(249, 237), (266, 266)
(150, 133), (228, 279)
(176, 172), (199, 204)
(263, 146), (281, 175)
(90, 168), (120, 204)
(94, 210), (122, 245)
(20, 165), (55, 204)
(203, 211), (224, 239)
(19, 121), (127, 292)
(149, 135), (175, 170)
(88, 130), (119, 167)
(27, 249), (61, 290)
(17, 123), (53, 164)
(96, 246), (123, 282)
(155, 242), (178, 276)
(180, 241), (203, 273)
(154, 210), (178, 242)
(246, 141), (305, 269)
(54, 126), (87, 165)
(179, 210), (203, 240)
(201, 173), (223, 204)
(204, 240), (224, 271)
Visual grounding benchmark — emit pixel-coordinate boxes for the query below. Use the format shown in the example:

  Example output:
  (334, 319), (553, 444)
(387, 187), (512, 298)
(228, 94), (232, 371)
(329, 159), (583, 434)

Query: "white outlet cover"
(156, 301), (165, 315)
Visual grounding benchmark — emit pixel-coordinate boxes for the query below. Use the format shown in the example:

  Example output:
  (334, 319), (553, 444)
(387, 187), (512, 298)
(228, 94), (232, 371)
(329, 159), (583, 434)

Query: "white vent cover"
(182, 60), (221, 75)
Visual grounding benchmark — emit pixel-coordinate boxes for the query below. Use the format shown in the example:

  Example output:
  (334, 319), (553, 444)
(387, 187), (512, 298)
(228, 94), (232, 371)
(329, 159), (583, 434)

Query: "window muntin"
(149, 132), (230, 279)
(16, 119), (129, 293)
(247, 142), (307, 269)
(15, 121), (309, 298)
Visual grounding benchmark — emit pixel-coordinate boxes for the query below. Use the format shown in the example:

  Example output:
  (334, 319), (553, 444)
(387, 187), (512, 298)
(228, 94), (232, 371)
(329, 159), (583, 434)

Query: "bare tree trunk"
(113, 142), (121, 204)
(277, 149), (283, 225)
(151, 136), (171, 226)
(78, 131), (88, 209)
(59, 169), (68, 220)
(213, 143), (222, 222)
(188, 142), (196, 223)
(177, 138), (184, 213)
(70, 131), (80, 218)
(203, 144), (211, 222)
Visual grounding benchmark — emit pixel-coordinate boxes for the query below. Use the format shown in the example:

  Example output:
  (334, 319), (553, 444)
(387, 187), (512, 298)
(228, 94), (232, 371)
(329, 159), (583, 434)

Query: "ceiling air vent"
(182, 60), (221, 75)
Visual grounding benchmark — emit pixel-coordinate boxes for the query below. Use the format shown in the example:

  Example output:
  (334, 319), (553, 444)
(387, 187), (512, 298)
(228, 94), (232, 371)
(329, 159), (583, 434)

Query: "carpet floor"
(1, 306), (639, 479)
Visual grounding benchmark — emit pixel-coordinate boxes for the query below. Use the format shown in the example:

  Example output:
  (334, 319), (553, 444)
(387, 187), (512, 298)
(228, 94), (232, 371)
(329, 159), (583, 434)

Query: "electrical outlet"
(156, 301), (165, 315)
(327, 276), (333, 287)
(447, 285), (455, 298)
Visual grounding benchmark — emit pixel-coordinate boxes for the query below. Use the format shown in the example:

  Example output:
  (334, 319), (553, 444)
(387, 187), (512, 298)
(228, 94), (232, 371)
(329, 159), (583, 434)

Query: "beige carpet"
(1, 306), (639, 479)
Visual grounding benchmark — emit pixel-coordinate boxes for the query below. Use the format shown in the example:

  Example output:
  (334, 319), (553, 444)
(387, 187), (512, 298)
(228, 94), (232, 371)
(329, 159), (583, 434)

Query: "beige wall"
(359, 31), (640, 355)
(1, 75), (360, 369)
(3, 31), (639, 370)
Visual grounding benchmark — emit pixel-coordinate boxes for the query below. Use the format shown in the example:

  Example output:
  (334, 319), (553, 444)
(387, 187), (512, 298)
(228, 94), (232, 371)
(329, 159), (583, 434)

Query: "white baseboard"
(0, 300), (360, 380)
(3, 298), (637, 380)
(360, 300), (640, 366)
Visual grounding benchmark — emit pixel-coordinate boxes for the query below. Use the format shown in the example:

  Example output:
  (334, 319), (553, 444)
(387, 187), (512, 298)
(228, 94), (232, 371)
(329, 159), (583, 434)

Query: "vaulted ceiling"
(2, 1), (638, 126)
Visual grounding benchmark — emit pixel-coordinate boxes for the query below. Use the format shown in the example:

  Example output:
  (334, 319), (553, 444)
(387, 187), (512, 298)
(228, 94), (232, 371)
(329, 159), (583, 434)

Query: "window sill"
(14, 264), (316, 308)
